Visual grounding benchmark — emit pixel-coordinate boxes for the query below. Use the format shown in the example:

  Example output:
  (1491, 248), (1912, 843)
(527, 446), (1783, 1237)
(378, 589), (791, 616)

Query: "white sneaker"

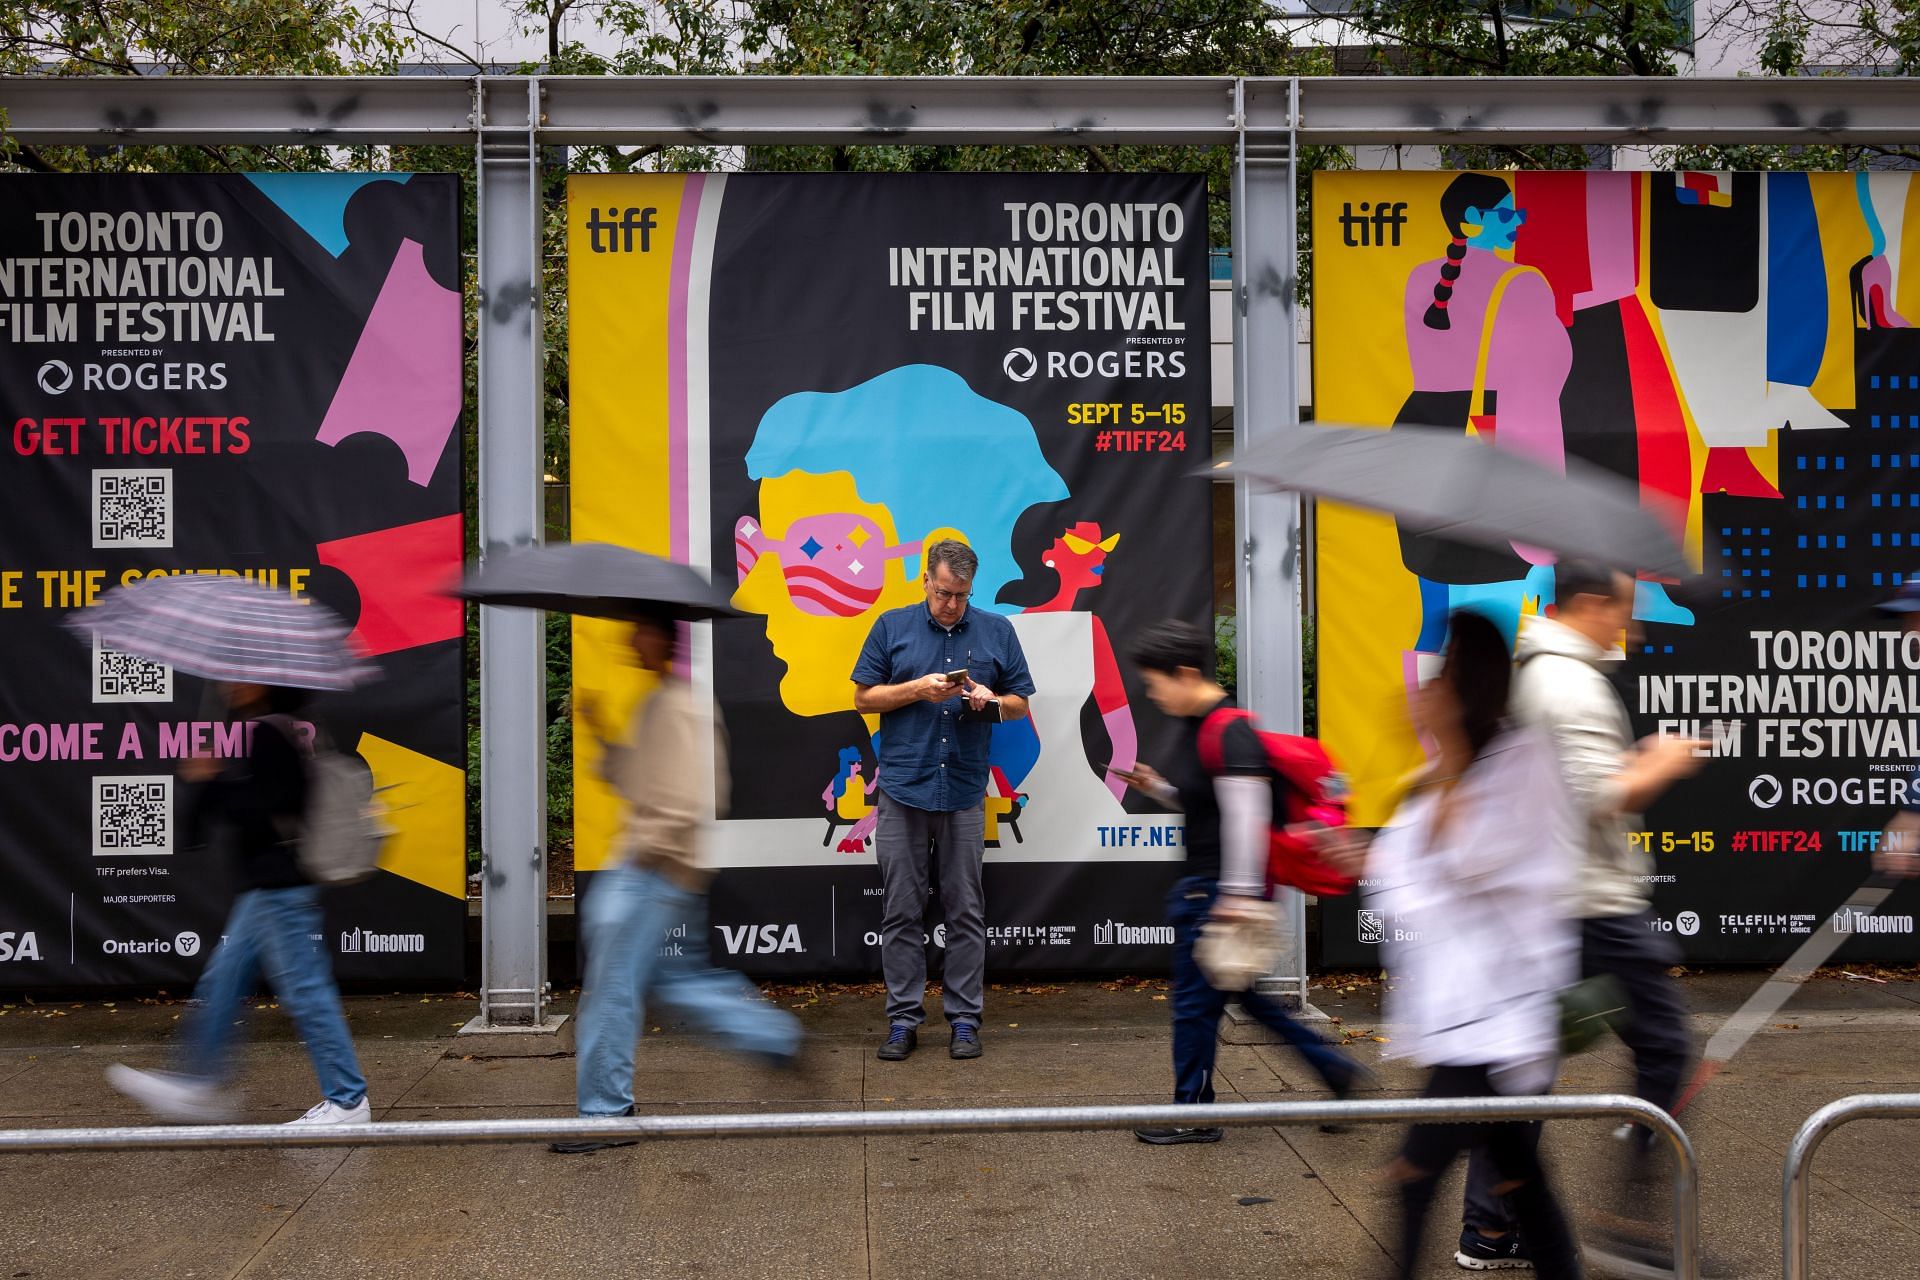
(105, 1064), (231, 1124)
(284, 1097), (371, 1126)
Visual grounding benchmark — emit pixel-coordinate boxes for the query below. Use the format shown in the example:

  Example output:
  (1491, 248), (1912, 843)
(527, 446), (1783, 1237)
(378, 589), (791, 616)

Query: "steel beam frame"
(472, 79), (554, 1029)
(3, 73), (1904, 1024)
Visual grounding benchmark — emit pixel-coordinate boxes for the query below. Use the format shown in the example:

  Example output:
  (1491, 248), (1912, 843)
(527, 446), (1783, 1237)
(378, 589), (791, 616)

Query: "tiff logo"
(587, 206), (659, 253)
(1339, 201), (1409, 248)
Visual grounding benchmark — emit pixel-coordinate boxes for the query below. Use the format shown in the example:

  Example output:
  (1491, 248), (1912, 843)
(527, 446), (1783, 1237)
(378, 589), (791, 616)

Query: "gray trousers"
(875, 791), (986, 1028)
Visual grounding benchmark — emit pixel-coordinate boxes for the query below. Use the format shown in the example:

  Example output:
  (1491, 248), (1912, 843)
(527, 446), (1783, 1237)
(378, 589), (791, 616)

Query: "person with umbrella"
(86, 576), (377, 1126)
(454, 545), (802, 1153)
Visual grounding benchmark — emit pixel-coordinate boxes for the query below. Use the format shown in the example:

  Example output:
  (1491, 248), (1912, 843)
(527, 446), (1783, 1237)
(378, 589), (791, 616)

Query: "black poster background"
(0, 175), (465, 989)
(689, 173), (1212, 975)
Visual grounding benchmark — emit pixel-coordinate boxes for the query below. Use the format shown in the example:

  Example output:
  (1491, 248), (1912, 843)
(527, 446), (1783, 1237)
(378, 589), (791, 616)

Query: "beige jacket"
(599, 675), (729, 891)
(1512, 615), (1648, 919)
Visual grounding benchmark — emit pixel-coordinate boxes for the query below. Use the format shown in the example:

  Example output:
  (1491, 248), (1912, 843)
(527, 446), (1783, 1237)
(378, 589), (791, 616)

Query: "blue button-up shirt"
(851, 603), (1036, 813)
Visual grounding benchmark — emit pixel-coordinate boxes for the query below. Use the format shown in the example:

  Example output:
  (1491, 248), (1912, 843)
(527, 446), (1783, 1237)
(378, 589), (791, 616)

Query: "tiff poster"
(571, 174), (1212, 975)
(1314, 170), (1920, 964)
(0, 175), (467, 988)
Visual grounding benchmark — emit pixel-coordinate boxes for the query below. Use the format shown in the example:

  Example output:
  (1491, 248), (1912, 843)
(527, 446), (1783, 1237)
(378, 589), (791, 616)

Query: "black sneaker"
(876, 1024), (917, 1061)
(949, 1022), (982, 1060)
(1133, 1125), (1224, 1145)
(1454, 1227), (1532, 1271)
(550, 1106), (639, 1155)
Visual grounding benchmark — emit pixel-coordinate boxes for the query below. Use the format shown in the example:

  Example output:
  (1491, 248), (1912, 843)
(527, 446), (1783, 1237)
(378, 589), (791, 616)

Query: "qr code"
(93, 775), (173, 857)
(92, 639), (172, 704)
(91, 469), (173, 548)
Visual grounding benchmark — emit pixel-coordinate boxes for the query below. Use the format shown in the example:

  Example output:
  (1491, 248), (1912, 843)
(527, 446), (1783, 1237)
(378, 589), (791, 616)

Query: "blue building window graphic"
(1877, 533), (1885, 546)
(1838, 535), (1848, 549)
(1875, 493), (1884, 507)
(1874, 414), (1883, 428)
(1839, 575), (1848, 588)
(1872, 374), (1881, 388)
(1799, 534), (1809, 547)
(1799, 574), (1808, 587)
(1877, 572), (1886, 586)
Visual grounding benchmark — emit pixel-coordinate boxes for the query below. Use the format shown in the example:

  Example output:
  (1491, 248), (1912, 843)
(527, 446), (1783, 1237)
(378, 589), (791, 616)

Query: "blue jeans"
(1168, 876), (1355, 1105)
(575, 866), (803, 1117)
(177, 885), (366, 1107)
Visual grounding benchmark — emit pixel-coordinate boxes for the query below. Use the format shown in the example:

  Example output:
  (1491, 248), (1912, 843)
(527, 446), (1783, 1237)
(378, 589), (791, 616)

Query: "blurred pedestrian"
(1368, 611), (1583, 1279)
(1456, 561), (1705, 1270)
(852, 540), (1035, 1063)
(1875, 576), (1920, 881)
(555, 610), (802, 1154)
(1114, 620), (1367, 1145)
(108, 684), (370, 1126)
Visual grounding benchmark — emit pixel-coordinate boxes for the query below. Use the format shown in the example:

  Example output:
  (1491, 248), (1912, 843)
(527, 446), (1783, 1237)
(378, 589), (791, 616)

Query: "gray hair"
(923, 539), (978, 584)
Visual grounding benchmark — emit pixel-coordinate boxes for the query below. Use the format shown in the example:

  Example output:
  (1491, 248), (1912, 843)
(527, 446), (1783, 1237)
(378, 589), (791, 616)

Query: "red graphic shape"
(1619, 299), (1696, 528)
(1701, 446), (1783, 499)
(1514, 172), (1591, 326)
(316, 515), (465, 657)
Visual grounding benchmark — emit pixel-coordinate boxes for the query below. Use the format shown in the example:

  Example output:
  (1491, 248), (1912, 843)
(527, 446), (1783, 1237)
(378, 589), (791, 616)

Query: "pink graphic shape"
(316, 514), (465, 657)
(317, 238), (461, 487)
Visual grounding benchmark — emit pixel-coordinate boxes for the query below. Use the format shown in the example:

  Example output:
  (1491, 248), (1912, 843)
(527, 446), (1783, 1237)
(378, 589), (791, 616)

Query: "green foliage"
(1214, 612), (1237, 697)
(726, 0), (1325, 247)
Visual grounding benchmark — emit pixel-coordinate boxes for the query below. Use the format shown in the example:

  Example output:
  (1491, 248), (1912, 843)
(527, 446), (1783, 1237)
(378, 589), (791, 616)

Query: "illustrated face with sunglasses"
(733, 468), (935, 717)
(1461, 193), (1529, 253)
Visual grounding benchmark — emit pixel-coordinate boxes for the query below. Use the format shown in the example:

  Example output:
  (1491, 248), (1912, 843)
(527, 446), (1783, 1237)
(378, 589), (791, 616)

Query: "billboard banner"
(0, 175), (467, 987)
(1314, 169), (1920, 964)
(570, 173), (1212, 974)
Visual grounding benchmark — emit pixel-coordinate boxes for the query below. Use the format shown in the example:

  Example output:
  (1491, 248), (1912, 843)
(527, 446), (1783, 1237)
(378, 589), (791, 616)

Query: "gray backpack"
(265, 716), (391, 886)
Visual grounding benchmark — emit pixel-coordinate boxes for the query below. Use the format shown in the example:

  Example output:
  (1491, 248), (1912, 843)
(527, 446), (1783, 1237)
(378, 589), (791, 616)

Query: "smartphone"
(1102, 760), (1146, 782)
(942, 668), (970, 684)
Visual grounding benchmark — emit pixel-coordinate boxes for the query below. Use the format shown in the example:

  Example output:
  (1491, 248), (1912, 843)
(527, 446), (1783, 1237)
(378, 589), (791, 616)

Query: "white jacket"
(1512, 615), (1650, 919)
(1369, 727), (1579, 1073)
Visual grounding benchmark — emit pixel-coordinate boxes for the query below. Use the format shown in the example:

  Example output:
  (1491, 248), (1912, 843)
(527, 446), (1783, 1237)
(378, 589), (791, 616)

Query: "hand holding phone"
(942, 668), (970, 685)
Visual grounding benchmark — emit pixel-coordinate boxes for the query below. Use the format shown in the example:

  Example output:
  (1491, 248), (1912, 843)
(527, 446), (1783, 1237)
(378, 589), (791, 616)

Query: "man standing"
(853, 539), (1034, 1061)
(1455, 561), (1704, 1271)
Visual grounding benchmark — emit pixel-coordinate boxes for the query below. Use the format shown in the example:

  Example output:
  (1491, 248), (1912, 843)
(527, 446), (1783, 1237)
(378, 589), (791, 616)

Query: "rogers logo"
(1002, 347), (1037, 382)
(37, 360), (73, 394)
(1749, 775), (1783, 809)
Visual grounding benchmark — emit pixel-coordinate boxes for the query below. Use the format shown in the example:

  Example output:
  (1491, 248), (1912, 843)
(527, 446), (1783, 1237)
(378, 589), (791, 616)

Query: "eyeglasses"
(929, 586), (971, 604)
(735, 511), (919, 618)
(1481, 205), (1527, 226)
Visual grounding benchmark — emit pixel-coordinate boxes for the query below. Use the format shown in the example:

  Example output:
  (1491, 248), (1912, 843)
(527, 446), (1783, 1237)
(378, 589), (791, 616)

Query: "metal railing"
(1783, 1093), (1920, 1280)
(0, 1093), (1697, 1277)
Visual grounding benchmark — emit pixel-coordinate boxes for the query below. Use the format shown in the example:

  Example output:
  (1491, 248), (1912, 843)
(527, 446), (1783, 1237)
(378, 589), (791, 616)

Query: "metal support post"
(470, 77), (556, 1032)
(1232, 81), (1311, 1009)
(1784, 1093), (1920, 1280)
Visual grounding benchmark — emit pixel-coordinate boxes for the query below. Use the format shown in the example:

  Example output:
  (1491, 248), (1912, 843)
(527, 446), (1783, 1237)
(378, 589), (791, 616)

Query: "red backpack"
(1196, 707), (1356, 897)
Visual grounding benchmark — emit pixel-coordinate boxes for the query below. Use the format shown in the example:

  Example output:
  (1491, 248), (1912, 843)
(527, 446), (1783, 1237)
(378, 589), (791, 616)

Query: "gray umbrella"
(1215, 422), (1689, 578)
(454, 543), (741, 621)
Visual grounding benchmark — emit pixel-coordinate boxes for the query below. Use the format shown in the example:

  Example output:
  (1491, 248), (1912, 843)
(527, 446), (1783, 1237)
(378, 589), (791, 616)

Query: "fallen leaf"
(1237, 1195), (1274, 1206)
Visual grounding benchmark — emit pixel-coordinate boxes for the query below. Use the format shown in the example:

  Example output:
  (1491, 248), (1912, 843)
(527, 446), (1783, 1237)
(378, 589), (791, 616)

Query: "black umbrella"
(1215, 422), (1689, 579)
(454, 543), (741, 621)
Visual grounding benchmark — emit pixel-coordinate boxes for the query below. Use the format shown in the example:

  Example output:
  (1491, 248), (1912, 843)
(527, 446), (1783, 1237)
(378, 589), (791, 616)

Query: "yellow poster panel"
(1313, 170), (1894, 824)
(567, 174), (692, 871)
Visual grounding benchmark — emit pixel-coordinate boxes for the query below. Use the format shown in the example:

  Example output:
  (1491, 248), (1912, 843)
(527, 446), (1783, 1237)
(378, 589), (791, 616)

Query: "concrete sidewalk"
(2, 971), (1917, 1279)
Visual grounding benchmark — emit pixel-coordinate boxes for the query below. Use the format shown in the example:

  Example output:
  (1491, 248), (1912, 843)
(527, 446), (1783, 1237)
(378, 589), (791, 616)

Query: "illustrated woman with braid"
(1394, 173), (1572, 585)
